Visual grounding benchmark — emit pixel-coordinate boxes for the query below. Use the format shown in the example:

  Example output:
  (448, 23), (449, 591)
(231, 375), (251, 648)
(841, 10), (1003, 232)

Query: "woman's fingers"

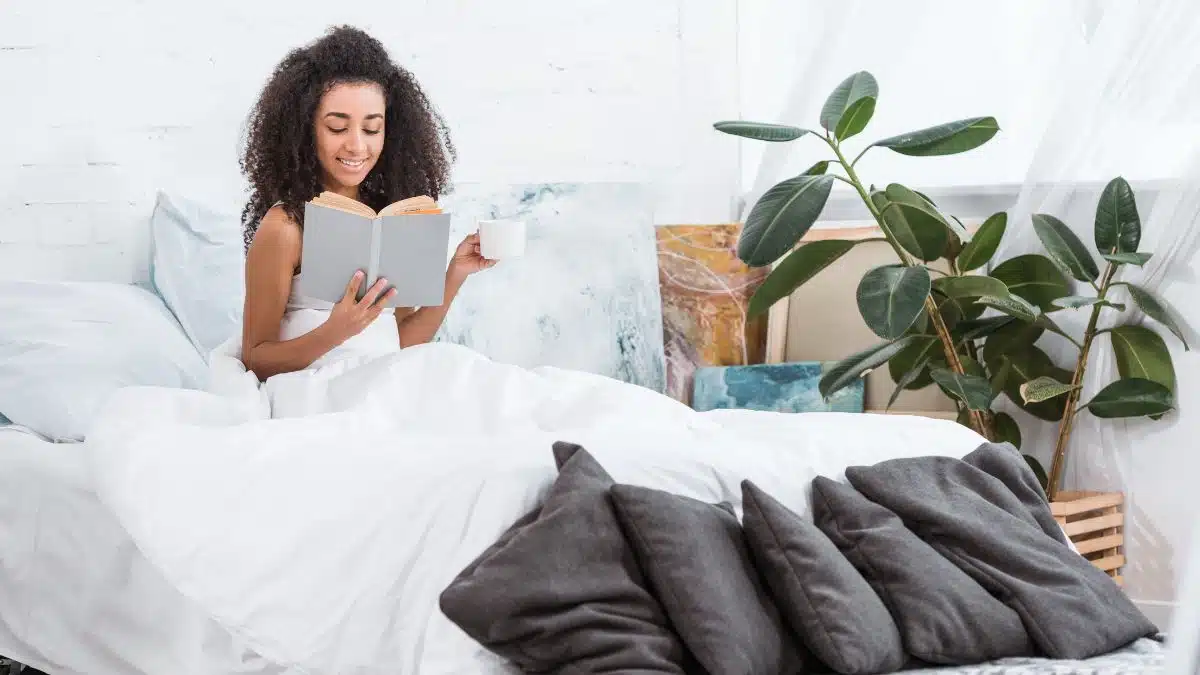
(343, 270), (365, 301)
(357, 278), (388, 307)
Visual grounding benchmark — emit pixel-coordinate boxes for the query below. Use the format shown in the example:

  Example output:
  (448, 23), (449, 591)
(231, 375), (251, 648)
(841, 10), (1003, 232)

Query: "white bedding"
(84, 339), (992, 675)
(0, 427), (298, 675)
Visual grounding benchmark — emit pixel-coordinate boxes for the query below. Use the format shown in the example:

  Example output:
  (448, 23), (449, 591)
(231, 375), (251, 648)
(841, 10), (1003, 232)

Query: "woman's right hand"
(323, 271), (396, 344)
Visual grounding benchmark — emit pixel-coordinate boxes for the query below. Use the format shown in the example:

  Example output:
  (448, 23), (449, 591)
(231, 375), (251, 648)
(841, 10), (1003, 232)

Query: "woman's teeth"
(339, 158), (365, 169)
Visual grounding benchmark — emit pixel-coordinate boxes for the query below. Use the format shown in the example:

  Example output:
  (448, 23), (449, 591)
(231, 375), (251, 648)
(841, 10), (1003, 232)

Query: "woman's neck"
(324, 184), (360, 202)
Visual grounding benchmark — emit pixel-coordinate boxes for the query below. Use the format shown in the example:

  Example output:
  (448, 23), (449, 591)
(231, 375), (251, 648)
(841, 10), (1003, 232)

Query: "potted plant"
(1012, 177), (1189, 583)
(712, 71), (1072, 474)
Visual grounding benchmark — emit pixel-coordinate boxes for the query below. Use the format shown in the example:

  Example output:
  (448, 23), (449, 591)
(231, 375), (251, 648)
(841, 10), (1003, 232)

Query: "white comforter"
(86, 339), (986, 675)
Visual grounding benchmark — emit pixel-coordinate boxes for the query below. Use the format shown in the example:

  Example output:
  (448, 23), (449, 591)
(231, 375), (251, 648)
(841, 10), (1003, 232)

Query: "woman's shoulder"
(247, 204), (303, 270)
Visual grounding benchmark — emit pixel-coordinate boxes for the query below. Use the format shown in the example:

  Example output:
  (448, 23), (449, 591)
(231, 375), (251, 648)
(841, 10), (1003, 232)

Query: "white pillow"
(150, 191), (245, 357)
(0, 281), (208, 441)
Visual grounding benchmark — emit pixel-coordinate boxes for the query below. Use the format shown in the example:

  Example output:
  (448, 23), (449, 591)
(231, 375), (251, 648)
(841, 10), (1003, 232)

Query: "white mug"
(477, 219), (527, 259)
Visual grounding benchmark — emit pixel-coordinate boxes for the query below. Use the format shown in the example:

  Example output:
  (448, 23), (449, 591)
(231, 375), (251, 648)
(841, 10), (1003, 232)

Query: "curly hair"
(239, 25), (455, 249)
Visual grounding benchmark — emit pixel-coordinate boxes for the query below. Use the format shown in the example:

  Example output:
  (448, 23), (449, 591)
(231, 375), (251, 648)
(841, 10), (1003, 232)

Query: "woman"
(238, 25), (493, 381)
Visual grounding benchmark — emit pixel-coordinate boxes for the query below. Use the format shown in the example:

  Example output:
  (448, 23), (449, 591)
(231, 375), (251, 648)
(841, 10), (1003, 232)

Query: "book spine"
(368, 217), (382, 284)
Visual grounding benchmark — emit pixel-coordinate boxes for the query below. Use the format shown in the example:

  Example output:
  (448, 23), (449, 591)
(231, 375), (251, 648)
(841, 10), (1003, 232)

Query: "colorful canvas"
(656, 224), (769, 404)
(435, 183), (666, 392)
(691, 362), (865, 414)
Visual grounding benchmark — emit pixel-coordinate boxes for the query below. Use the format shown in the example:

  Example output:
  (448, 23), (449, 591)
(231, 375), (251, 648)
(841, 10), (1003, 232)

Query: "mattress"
(0, 427), (289, 675)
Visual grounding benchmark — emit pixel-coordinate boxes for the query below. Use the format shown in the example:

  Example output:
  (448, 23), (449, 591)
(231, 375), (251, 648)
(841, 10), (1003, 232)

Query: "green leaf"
(929, 368), (995, 410)
(1095, 176), (1141, 254)
(874, 117), (1000, 156)
(1083, 378), (1173, 418)
(985, 343), (1071, 421)
(956, 212), (1007, 272)
(803, 161), (830, 176)
(887, 334), (940, 397)
(1109, 325), (1176, 393)
(870, 192), (942, 261)
(748, 240), (858, 317)
(1102, 252), (1152, 266)
(857, 265), (932, 339)
(713, 120), (808, 142)
(990, 254), (1072, 311)
(835, 96), (876, 141)
(820, 337), (916, 400)
(1023, 454), (1047, 489)
(932, 275), (1009, 299)
(990, 356), (1013, 394)
(1032, 213), (1100, 282)
(885, 184), (970, 241)
(976, 294), (1038, 323)
(820, 71), (879, 133)
(955, 315), (1015, 345)
(738, 174), (835, 266)
(1019, 376), (1079, 404)
(1124, 284), (1190, 350)
(1052, 295), (1102, 309)
(983, 319), (1043, 360)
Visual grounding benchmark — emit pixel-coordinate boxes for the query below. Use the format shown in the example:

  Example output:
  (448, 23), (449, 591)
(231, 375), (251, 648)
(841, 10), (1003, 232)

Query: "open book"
(294, 192), (452, 308)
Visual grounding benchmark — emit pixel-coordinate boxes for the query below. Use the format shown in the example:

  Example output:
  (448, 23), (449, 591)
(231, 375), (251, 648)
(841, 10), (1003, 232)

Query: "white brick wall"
(0, 0), (741, 283)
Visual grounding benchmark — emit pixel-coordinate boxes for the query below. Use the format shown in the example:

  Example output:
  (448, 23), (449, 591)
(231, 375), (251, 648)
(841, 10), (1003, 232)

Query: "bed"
(0, 191), (1179, 674)
(0, 426), (300, 675)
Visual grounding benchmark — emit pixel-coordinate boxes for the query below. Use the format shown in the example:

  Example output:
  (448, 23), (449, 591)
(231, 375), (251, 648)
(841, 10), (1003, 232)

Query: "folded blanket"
(844, 442), (1157, 660)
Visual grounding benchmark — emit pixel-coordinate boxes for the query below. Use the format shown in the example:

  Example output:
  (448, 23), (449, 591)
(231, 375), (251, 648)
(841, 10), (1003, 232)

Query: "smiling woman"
(236, 25), (496, 380)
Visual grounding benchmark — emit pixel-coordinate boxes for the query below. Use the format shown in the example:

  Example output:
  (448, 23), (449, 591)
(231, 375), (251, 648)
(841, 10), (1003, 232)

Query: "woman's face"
(314, 82), (386, 196)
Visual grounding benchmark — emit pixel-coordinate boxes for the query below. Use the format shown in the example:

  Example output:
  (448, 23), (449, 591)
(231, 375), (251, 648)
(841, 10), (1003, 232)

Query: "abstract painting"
(656, 224), (769, 404)
(691, 362), (865, 414)
(434, 183), (666, 392)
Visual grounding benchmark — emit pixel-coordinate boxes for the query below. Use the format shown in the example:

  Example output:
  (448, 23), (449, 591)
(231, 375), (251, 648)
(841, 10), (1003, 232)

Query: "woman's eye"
(364, 129), (382, 135)
(327, 127), (348, 134)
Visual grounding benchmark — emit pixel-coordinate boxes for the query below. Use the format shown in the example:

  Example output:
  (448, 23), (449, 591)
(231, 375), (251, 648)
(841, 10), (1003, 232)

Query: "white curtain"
(741, 0), (1200, 618)
(994, 0), (1200, 616)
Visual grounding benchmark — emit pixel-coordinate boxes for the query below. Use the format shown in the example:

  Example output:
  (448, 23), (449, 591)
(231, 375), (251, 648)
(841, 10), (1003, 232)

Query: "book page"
(293, 203), (376, 304)
(311, 191), (377, 218)
(379, 195), (440, 216)
(376, 212), (452, 307)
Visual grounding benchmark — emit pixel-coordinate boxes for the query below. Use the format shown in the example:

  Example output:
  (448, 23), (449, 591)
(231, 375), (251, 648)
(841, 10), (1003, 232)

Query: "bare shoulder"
(247, 205), (302, 270)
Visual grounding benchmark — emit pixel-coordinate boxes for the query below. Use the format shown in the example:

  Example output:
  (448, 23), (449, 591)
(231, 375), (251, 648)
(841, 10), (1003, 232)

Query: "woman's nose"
(345, 130), (368, 154)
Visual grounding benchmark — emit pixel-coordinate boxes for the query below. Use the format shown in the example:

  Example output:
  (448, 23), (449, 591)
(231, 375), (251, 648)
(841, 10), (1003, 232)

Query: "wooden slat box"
(1051, 491), (1125, 586)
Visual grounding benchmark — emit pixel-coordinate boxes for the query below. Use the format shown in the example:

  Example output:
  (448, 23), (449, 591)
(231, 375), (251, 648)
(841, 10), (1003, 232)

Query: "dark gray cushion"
(846, 444), (1157, 660)
(810, 476), (1035, 665)
(741, 479), (905, 675)
(439, 442), (689, 674)
(961, 442), (1070, 546)
(609, 483), (806, 675)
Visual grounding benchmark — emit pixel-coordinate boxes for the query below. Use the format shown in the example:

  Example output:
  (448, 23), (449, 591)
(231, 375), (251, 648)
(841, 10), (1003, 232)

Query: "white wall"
(0, 0), (741, 283)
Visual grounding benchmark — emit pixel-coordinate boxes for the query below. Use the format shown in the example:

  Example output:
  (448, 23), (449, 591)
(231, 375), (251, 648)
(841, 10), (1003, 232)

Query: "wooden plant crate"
(1050, 491), (1125, 586)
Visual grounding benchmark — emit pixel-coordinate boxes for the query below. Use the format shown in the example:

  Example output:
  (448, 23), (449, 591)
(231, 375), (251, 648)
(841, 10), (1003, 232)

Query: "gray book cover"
(295, 202), (451, 308)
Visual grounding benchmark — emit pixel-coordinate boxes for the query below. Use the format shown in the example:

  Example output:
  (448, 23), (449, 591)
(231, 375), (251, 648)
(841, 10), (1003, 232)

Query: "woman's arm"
(395, 269), (467, 347)
(241, 208), (344, 380)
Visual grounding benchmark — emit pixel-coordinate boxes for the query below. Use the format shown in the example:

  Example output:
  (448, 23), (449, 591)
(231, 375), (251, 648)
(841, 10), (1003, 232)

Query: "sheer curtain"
(739, 0), (1200, 618)
(994, 0), (1200, 616)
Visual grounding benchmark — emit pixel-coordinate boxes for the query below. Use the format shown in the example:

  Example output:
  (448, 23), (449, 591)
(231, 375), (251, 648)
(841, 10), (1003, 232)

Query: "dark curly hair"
(239, 25), (455, 249)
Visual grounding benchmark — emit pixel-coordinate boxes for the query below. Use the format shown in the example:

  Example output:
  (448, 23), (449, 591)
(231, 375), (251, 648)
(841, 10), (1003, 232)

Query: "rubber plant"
(1014, 176), (1189, 499)
(713, 71), (1068, 454)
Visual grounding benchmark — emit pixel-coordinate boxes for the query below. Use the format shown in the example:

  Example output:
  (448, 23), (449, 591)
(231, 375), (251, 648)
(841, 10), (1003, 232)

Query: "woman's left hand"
(448, 233), (497, 278)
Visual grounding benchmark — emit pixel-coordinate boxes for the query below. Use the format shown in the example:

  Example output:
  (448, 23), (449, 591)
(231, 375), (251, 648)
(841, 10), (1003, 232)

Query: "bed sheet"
(0, 427), (301, 675)
(899, 636), (1164, 673)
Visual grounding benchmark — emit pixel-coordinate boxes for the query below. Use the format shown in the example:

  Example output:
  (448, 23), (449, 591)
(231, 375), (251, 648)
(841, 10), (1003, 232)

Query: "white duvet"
(86, 337), (986, 675)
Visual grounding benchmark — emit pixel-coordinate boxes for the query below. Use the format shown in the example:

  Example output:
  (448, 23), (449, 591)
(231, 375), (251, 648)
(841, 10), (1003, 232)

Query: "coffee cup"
(477, 219), (527, 259)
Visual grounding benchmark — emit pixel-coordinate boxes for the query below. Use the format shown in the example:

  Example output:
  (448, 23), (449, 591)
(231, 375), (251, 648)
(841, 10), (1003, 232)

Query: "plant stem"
(1046, 262), (1118, 500)
(827, 138), (993, 440)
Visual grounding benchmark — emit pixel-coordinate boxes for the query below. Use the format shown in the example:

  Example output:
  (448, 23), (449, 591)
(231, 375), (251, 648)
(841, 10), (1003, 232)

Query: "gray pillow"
(609, 483), (806, 675)
(741, 479), (906, 675)
(439, 442), (689, 673)
(810, 476), (1035, 665)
